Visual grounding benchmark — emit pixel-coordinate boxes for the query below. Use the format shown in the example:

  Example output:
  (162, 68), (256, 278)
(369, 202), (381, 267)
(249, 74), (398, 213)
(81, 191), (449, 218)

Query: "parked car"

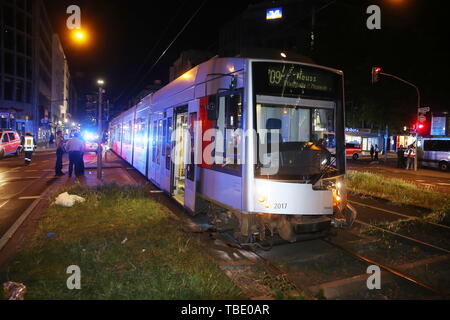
(0, 129), (22, 158)
(346, 143), (362, 160)
(420, 138), (450, 172)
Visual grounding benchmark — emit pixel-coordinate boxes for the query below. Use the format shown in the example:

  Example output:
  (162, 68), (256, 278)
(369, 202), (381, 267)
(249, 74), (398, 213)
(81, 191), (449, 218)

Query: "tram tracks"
(322, 237), (448, 298)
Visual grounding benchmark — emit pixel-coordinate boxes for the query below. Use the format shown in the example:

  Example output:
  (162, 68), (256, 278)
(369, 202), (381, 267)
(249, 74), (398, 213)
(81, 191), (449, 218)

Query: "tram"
(109, 54), (356, 244)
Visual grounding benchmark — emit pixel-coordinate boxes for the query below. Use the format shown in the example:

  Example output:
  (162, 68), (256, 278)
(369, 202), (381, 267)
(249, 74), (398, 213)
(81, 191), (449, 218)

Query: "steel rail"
(349, 200), (450, 231)
(323, 238), (447, 297)
(355, 219), (450, 255)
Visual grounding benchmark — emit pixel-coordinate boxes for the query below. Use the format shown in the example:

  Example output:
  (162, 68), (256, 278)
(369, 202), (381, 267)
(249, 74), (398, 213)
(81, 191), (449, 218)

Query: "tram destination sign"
(252, 62), (339, 99)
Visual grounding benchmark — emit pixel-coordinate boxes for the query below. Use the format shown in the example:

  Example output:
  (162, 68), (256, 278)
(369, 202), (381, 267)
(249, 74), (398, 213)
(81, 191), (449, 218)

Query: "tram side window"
(152, 121), (157, 163)
(166, 117), (173, 170)
(124, 121), (132, 144)
(157, 119), (163, 165)
(162, 119), (167, 157)
(213, 93), (243, 173)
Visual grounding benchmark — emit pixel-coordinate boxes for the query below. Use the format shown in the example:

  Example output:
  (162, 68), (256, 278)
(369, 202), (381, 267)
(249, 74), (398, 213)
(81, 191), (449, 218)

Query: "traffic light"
(415, 121), (430, 136)
(371, 67), (382, 83)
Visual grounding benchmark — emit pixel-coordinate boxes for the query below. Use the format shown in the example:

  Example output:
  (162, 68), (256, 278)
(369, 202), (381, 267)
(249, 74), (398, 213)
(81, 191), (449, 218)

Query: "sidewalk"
(62, 151), (137, 187)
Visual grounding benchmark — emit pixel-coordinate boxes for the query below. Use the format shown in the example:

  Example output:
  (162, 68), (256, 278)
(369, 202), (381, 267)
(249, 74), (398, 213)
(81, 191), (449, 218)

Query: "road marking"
(0, 171), (62, 252)
(437, 183), (450, 186)
(0, 200), (9, 209)
(18, 196), (41, 200)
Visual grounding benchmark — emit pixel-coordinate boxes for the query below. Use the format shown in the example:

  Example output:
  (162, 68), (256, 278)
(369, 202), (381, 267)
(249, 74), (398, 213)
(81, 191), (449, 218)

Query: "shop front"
(345, 128), (382, 152)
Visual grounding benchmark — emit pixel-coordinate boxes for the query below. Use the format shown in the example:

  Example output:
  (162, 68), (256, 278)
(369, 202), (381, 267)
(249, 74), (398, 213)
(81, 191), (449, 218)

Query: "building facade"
(51, 34), (69, 130)
(219, 0), (316, 58)
(1, 0), (75, 143)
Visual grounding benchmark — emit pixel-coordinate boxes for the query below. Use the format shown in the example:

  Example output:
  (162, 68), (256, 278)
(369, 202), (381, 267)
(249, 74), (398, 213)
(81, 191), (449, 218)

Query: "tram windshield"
(252, 61), (345, 181)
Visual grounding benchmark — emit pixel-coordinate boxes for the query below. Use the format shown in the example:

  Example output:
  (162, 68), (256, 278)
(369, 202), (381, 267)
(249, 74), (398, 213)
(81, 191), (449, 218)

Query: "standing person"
(54, 130), (65, 176)
(370, 145), (375, 161)
(21, 131), (36, 165)
(374, 144), (380, 161)
(65, 132), (85, 177)
(49, 133), (55, 148)
(405, 145), (415, 170)
(397, 145), (405, 168)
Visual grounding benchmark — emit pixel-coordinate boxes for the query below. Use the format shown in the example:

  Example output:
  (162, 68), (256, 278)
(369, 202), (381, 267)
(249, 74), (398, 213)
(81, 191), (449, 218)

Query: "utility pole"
(371, 68), (421, 171)
(384, 124), (389, 162)
(97, 79), (105, 179)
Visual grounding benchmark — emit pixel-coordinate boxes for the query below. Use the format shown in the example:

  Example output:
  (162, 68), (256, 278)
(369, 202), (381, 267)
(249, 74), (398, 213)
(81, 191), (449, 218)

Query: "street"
(0, 149), (104, 243)
(348, 158), (450, 194)
(0, 150), (59, 240)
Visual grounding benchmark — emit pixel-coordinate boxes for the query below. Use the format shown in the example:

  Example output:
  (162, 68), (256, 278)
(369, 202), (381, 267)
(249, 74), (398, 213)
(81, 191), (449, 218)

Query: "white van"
(420, 138), (450, 171)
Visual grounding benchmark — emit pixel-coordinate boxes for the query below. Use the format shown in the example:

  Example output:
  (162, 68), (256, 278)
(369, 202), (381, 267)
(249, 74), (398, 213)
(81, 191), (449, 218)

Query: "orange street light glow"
(72, 29), (88, 44)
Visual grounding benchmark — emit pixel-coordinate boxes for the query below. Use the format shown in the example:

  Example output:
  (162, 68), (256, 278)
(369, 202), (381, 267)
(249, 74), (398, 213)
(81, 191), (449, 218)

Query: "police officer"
(21, 131), (36, 165)
(65, 132), (85, 177)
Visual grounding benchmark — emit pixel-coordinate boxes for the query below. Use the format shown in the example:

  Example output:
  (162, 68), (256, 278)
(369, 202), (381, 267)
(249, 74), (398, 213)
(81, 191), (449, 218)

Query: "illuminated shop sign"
(266, 7), (283, 20)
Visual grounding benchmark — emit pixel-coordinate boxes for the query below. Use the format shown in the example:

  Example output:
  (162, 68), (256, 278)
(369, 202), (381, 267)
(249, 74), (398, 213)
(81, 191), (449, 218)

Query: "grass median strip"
(0, 183), (243, 300)
(347, 170), (450, 211)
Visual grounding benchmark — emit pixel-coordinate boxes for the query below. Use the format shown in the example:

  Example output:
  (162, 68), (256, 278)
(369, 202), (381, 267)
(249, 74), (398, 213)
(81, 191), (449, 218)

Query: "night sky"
(44, 0), (449, 119)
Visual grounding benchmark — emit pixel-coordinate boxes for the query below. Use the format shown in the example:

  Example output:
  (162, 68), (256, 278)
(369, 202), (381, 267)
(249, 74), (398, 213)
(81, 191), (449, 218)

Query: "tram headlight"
(258, 196), (267, 204)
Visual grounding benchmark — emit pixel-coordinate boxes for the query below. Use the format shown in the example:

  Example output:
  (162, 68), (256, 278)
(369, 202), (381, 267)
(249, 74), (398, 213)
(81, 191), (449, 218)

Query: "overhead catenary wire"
(113, 0), (188, 103)
(115, 0), (209, 105)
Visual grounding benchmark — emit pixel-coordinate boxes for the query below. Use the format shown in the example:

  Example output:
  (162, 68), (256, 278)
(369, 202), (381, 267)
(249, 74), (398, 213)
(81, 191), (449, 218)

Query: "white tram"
(109, 55), (356, 244)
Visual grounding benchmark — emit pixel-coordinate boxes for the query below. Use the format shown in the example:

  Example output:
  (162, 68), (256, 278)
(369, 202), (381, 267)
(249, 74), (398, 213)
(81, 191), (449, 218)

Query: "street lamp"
(71, 29), (88, 44)
(97, 79), (105, 179)
(371, 68), (421, 171)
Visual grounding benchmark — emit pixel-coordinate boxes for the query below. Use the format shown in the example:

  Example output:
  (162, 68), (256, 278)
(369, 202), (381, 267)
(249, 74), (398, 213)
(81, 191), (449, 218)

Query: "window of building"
(26, 81), (32, 103)
(26, 58), (32, 79)
(4, 77), (14, 100)
(17, 56), (25, 77)
(5, 52), (14, 75)
(3, 6), (14, 27)
(16, 33), (25, 53)
(16, 79), (24, 102)
(26, 17), (32, 35)
(16, 12), (25, 31)
(4, 28), (15, 50)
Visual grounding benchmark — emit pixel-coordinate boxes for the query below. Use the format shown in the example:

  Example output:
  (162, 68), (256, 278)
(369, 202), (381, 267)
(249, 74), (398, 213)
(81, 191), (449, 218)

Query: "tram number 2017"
(274, 203), (288, 210)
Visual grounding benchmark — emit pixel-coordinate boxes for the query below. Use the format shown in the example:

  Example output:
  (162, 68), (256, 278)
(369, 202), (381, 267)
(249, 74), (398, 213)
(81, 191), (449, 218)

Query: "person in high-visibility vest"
(405, 145), (416, 170)
(21, 131), (36, 165)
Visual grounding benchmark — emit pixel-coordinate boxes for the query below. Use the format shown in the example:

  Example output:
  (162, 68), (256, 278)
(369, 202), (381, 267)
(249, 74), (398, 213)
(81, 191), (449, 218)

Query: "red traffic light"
(415, 121), (429, 135)
(371, 67), (382, 83)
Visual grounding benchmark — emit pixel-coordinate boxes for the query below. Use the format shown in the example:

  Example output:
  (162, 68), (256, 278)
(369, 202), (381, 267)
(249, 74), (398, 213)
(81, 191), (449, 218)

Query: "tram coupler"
(331, 203), (357, 228)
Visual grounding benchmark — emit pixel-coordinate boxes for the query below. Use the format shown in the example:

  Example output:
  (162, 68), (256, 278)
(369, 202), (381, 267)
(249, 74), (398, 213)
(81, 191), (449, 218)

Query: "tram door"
(149, 113), (163, 185)
(184, 100), (200, 213)
(173, 108), (188, 204)
(161, 109), (173, 193)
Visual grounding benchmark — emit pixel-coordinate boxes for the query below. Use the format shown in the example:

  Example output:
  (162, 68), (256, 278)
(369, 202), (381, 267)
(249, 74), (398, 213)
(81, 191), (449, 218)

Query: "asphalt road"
(348, 158), (450, 194)
(0, 149), (63, 240)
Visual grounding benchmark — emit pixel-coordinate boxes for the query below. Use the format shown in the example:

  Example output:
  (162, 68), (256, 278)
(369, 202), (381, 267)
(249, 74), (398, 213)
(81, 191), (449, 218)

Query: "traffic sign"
(418, 107), (430, 113)
(418, 115), (426, 122)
